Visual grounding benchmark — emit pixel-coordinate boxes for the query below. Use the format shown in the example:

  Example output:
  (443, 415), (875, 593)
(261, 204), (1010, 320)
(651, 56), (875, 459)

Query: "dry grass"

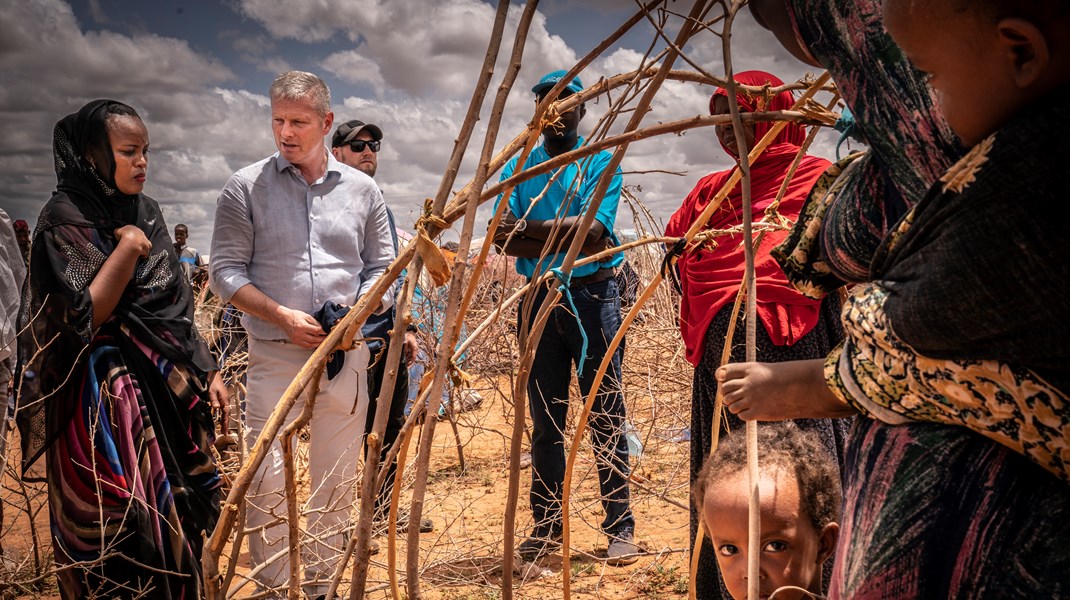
(0, 2), (842, 598)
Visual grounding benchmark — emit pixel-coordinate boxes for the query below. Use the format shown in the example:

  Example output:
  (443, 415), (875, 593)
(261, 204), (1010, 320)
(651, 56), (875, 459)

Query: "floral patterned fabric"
(769, 2), (1070, 598)
(772, 153), (865, 299)
(826, 90), (1070, 480)
(819, 63), (1070, 600)
(828, 282), (1070, 482)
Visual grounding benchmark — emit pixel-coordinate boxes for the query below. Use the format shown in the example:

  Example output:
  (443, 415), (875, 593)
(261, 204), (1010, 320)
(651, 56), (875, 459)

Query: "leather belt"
(531, 266), (616, 289)
(570, 266), (617, 287)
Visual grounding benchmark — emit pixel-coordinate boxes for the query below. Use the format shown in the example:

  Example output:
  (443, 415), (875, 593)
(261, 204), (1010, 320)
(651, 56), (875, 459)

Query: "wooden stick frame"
(192, 2), (842, 597)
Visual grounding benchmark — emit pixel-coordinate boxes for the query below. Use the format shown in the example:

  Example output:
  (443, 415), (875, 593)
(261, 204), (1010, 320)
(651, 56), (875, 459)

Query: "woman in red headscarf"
(665, 71), (848, 599)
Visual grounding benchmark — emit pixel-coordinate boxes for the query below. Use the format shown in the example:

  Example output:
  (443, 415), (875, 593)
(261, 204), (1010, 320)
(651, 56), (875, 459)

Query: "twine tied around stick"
(418, 359), (475, 399)
(549, 266), (590, 377)
(834, 107), (858, 160)
(660, 237), (688, 291)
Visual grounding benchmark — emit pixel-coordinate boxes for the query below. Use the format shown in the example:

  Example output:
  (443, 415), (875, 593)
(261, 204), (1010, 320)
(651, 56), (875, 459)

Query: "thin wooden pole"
(280, 378), (321, 599)
(719, 5), (762, 597)
(558, 3), (710, 596)
(403, 3), (537, 598)
(387, 418), (417, 600)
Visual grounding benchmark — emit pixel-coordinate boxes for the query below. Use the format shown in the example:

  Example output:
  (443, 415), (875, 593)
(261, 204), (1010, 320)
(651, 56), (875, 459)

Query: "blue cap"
(532, 70), (584, 96)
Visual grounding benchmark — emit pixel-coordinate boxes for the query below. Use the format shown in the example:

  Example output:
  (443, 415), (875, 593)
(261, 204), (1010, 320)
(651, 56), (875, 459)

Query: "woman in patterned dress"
(718, 1), (1070, 597)
(17, 99), (225, 599)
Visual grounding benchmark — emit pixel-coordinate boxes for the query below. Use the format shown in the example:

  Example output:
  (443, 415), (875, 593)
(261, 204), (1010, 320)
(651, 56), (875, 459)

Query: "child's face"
(702, 468), (837, 600)
(883, 0), (1062, 147)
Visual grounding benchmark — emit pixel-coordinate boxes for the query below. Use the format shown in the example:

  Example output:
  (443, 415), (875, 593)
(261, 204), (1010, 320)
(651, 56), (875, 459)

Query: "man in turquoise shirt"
(492, 70), (637, 566)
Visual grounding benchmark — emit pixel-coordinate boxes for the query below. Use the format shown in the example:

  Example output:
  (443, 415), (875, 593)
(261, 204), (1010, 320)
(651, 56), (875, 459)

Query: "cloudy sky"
(0, 0), (839, 253)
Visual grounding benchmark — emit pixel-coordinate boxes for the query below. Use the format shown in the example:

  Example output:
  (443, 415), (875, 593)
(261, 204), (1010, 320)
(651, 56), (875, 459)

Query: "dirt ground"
(366, 367), (693, 600)
(1, 358), (693, 599)
(1, 263), (695, 598)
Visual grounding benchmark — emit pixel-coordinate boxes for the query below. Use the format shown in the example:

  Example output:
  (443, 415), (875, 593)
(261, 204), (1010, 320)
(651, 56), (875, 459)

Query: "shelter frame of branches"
(0, 1), (846, 599)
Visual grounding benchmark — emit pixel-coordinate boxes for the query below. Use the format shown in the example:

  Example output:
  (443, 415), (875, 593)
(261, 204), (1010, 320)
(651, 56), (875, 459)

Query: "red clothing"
(665, 71), (831, 366)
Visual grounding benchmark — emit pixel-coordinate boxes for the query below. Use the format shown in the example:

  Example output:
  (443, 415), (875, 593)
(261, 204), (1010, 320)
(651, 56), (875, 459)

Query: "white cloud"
(0, 0), (240, 248)
(224, 31), (292, 74)
(237, 0), (384, 43)
(237, 0), (578, 99)
(325, 4), (841, 240)
(87, 0), (109, 24)
(227, 31), (275, 56)
(323, 49), (386, 97)
(0, 9), (233, 102)
(257, 56), (294, 76)
(0, 0), (841, 253)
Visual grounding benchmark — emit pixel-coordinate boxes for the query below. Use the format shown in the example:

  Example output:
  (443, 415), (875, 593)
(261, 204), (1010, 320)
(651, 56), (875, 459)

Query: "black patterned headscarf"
(50, 99), (141, 228)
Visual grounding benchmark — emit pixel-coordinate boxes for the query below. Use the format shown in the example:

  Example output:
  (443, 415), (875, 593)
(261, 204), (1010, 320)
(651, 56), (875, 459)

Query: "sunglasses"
(347, 140), (380, 153)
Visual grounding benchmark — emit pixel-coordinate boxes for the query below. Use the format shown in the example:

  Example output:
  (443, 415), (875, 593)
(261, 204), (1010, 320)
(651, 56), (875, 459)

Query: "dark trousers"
(519, 277), (634, 536)
(365, 342), (410, 514)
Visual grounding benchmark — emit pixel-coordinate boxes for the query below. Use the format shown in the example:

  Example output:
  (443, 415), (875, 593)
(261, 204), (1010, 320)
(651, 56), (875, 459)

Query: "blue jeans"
(519, 277), (634, 536)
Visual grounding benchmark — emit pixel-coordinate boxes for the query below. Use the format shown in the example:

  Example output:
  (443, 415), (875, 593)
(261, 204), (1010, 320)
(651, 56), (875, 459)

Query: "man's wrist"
(272, 304), (293, 328)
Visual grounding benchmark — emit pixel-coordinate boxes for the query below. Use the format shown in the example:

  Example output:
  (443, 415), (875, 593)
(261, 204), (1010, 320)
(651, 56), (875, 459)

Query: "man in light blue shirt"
(209, 71), (395, 599)
(491, 70), (637, 566)
(0, 209), (25, 547)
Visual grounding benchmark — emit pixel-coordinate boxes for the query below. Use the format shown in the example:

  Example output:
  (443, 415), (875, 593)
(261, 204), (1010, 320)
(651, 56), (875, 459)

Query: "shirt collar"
(537, 135), (585, 160)
(272, 146), (342, 183)
(324, 149), (346, 178)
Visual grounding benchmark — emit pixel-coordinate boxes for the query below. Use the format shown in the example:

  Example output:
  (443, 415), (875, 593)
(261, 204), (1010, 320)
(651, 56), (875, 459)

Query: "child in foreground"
(694, 423), (840, 600)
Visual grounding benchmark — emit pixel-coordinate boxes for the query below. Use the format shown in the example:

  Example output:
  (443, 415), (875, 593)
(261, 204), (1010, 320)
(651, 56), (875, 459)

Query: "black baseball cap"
(332, 120), (383, 147)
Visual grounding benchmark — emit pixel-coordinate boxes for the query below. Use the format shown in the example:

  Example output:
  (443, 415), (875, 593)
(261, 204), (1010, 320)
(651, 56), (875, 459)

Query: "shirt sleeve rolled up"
(209, 174), (254, 304)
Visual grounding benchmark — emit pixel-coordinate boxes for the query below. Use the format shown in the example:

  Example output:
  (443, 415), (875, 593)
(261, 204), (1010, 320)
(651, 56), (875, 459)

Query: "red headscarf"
(665, 71), (831, 366)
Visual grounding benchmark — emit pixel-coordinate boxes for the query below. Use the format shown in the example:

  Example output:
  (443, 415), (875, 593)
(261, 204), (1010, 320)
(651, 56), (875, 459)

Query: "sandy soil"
(2, 300), (694, 599)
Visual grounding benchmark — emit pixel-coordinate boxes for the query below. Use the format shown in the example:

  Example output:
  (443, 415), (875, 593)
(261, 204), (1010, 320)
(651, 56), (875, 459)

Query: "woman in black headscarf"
(16, 99), (225, 598)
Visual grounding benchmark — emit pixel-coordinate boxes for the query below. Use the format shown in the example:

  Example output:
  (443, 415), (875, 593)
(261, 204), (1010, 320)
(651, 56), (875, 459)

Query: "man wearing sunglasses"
(332, 119), (382, 177)
(331, 119), (431, 539)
